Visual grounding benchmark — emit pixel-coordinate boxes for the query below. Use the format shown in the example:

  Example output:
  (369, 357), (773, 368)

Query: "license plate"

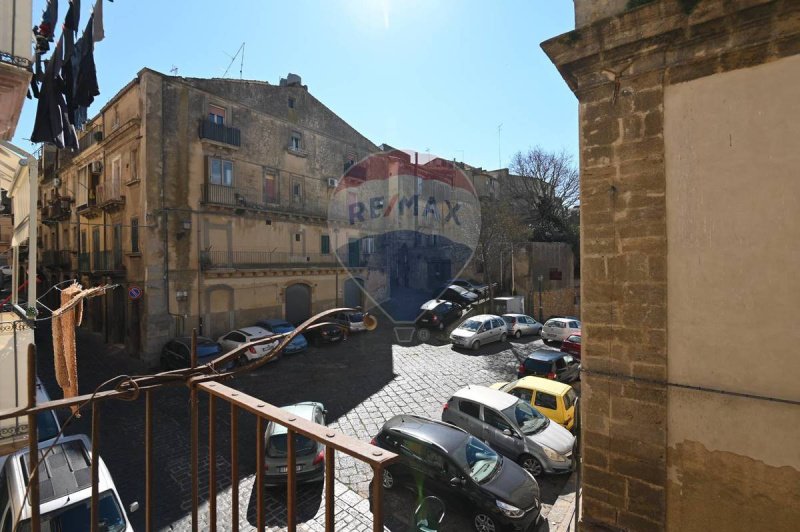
(278, 465), (304, 473)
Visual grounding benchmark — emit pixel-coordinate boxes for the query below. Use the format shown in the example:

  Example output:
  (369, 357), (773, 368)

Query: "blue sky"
(15, 0), (578, 171)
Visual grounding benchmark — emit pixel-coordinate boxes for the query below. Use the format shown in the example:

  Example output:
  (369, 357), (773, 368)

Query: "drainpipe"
(196, 209), (203, 335)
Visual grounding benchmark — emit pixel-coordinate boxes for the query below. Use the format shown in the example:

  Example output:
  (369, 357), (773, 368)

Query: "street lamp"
(537, 274), (544, 323)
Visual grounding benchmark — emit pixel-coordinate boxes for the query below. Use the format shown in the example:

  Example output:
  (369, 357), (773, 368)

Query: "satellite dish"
(54, 177), (62, 187)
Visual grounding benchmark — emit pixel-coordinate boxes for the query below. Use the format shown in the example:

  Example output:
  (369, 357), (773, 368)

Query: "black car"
(416, 299), (463, 330)
(305, 321), (345, 346)
(161, 336), (233, 370)
(371, 415), (541, 532)
(517, 350), (580, 383)
(434, 284), (480, 306)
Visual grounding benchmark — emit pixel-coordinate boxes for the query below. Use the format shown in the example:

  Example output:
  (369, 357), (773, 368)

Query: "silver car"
(442, 386), (575, 477)
(263, 402), (327, 486)
(502, 314), (543, 339)
(449, 314), (507, 350)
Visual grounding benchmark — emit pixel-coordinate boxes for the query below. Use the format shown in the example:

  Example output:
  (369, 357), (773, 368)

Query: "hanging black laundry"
(31, 37), (78, 149)
(33, 0), (59, 54)
(75, 15), (100, 110)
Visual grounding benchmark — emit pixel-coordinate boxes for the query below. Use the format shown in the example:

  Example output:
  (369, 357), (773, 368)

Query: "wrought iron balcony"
(199, 119), (241, 147)
(202, 183), (327, 219)
(200, 250), (338, 270)
(42, 249), (72, 268)
(79, 250), (125, 273)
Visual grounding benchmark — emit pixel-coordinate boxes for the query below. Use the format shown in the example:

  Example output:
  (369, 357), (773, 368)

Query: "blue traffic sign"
(128, 286), (142, 300)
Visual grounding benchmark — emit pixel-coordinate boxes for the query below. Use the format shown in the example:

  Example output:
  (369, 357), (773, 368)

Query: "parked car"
(545, 315), (580, 323)
(449, 314), (507, 350)
(540, 318), (581, 345)
(491, 377), (578, 431)
(446, 278), (489, 298)
(0, 265), (11, 278)
(560, 333), (582, 360)
(434, 284), (480, 306)
(161, 336), (233, 370)
(330, 310), (368, 333)
(416, 299), (463, 330)
(255, 319), (309, 354)
(218, 326), (280, 362)
(370, 415), (542, 532)
(443, 386), (575, 477)
(305, 321), (345, 346)
(502, 314), (542, 338)
(263, 402), (327, 486)
(0, 434), (135, 532)
(517, 350), (581, 383)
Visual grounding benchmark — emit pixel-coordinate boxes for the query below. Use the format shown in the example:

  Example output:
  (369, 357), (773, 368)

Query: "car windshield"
(564, 389), (577, 409)
(503, 400), (549, 434)
(502, 316), (514, 324)
(271, 324), (295, 333)
(459, 320), (481, 332)
(18, 490), (126, 532)
(37, 411), (60, 442)
(348, 312), (364, 322)
(451, 436), (501, 483)
(524, 358), (553, 373)
(450, 285), (468, 294)
(267, 432), (317, 457)
(567, 335), (581, 343)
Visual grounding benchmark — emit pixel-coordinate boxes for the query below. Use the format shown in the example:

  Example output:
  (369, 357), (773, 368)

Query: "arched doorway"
(285, 283), (312, 325)
(344, 277), (364, 309)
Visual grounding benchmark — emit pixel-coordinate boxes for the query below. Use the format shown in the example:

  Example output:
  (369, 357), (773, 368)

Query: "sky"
(14, 0), (578, 171)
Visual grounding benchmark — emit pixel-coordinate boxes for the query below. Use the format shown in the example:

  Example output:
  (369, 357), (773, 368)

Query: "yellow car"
(490, 376), (578, 430)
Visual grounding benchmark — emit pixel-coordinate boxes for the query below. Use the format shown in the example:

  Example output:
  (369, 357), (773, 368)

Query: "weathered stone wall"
(543, 0), (800, 530)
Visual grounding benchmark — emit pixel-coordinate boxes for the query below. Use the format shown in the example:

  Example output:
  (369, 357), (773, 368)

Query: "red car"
(560, 332), (581, 360)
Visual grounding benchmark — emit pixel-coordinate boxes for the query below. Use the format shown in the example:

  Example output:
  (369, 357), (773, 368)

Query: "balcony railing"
(202, 183), (327, 218)
(42, 250), (72, 268)
(199, 119), (241, 147)
(79, 252), (90, 271)
(79, 250), (124, 273)
(201, 250), (338, 270)
(96, 182), (125, 210)
(0, 322), (396, 532)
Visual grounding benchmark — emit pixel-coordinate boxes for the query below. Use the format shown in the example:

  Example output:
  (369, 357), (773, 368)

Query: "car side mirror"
(129, 501), (140, 514)
(449, 476), (465, 487)
(502, 428), (519, 438)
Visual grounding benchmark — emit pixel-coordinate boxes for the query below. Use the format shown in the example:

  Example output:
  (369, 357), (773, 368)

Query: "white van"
(0, 434), (135, 531)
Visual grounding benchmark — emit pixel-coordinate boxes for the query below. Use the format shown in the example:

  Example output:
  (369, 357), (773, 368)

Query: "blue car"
(255, 319), (309, 354)
(161, 336), (235, 370)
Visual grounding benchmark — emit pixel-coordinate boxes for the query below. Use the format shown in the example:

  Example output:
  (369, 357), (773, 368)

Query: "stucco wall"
(665, 53), (800, 530)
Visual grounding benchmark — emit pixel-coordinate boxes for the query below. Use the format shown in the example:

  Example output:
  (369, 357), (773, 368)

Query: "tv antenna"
(170, 65), (178, 75)
(497, 123), (503, 168)
(222, 42), (246, 79)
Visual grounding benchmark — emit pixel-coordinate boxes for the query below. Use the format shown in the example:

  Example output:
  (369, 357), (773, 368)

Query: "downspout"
(196, 209), (202, 335)
(161, 77), (173, 332)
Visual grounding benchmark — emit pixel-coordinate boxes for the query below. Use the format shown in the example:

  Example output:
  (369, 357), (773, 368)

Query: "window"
(534, 392), (558, 410)
(484, 409), (512, 432)
(131, 218), (139, 253)
(288, 97), (295, 109)
(292, 181), (302, 202)
(459, 400), (480, 419)
(509, 388), (533, 404)
(130, 148), (138, 180)
(209, 158), (233, 186)
(111, 156), (122, 190)
(570, 321), (580, 328)
(295, 233), (301, 242)
(208, 104), (225, 125)
(321, 235), (330, 254)
(290, 132), (302, 151)
(398, 436), (425, 461)
(363, 237), (375, 254)
(263, 171), (278, 203)
(564, 389), (577, 410)
(226, 332), (246, 343)
(555, 358), (568, 370)
(77, 166), (88, 206)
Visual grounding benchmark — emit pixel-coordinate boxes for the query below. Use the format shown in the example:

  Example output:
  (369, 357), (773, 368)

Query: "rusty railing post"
(208, 392), (217, 532)
(145, 390), (153, 532)
(371, 465), (384, 532)
(26, 344), (40, 532)
(324, 445), (335, 532)
(91, 402), (101, 532)
(190, 328), (199, 532)
(230, 403), (239, 532)
(256, 416), (265, 532)
(287, 428), (296, 531)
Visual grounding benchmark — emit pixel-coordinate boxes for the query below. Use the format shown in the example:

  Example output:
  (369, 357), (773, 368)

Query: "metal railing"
(41, 250), (72, 268)
(0, 309), (395, 532)
(96, 181), (125, 206)
(202, 183), (328, 218)
(78, 251), (124, 272)
(200, 250), (338, 270)
(199, 120), (241, 147)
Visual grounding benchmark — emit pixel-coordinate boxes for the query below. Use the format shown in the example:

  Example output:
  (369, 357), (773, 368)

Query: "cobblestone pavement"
(33, 317), (576, 531)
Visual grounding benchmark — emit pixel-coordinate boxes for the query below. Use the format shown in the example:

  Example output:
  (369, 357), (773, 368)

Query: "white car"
(502, 314), (543, 338)
(449, 314), (507, 350)
(540, 318), (581, 345)
(218, 326), (280, 362)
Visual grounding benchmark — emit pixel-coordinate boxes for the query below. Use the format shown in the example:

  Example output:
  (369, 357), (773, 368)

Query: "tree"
(506, 147), (580, 242)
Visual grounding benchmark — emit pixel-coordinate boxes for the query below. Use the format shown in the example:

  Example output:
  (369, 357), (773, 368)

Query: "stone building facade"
(38, 69), (377, 363)
(543, 0), (800, 530)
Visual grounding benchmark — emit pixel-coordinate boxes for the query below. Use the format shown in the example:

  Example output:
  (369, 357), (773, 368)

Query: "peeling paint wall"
(665, 53), (800, 531)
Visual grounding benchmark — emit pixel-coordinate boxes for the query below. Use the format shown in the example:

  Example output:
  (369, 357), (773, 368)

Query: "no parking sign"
(128, 286), (142, 300)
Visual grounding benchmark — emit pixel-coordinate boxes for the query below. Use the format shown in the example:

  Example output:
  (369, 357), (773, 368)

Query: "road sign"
(128, 286), (142, 300)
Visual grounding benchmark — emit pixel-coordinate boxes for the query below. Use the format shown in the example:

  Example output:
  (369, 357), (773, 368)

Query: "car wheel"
(543, 339), (551, 346)
(473, 512), (498, 532)
(500, 333), (507, 342)
(514, 330), (521, 339)
(382, 468), (395, 489)
(472, 340), (481, 351)
(519, 454), (544, 477)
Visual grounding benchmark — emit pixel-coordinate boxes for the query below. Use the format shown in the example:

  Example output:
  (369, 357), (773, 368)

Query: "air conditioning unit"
(326, 178), (338, 188)
(93, 131), (104, 142)
(89, 161), (103, 174)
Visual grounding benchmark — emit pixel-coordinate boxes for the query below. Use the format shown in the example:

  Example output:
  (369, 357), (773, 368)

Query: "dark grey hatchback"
(371, 415), (541, 532)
